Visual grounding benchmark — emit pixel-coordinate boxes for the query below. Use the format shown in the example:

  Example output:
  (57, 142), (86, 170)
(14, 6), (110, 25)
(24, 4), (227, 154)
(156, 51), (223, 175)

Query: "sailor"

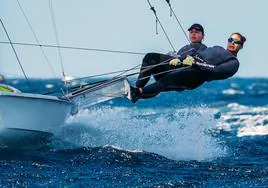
(130, 32), (246, 103)
(135, 23), (207, 94)
(174, 23), (207, 59)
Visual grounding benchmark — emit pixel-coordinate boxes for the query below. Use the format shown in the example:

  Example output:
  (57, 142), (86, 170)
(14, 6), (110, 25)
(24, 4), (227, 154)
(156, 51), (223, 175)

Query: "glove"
(182, 56), (195, 66)
(169, 58), (182, 66)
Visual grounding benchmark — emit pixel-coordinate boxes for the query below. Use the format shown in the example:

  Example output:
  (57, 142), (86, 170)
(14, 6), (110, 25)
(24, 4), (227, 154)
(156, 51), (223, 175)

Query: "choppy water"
(0, 77), (268, 187)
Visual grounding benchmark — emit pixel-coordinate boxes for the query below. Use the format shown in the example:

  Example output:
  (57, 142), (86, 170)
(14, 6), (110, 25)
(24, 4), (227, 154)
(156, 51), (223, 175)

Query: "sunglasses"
(228, 37), (242, 45)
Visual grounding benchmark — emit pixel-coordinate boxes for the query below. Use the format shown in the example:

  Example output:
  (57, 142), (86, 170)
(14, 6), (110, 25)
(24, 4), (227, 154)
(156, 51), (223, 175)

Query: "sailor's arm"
(193, 58), (240, 80)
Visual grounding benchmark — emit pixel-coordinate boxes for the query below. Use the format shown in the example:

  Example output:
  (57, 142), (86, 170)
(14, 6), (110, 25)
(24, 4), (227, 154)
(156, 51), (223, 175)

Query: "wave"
(55, 105), (227, 161)
(0, 128), (53, 150)
(222, 89), (245, 95)
(216, 103), (268, 137)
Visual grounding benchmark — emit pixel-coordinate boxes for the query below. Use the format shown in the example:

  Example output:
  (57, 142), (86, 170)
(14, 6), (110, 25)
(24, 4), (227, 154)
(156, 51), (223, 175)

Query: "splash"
(58, 105), (226, 161)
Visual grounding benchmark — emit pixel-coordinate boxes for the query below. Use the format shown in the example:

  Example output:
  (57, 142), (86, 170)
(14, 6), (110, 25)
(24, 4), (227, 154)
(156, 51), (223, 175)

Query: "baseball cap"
(188, 23), (204, 34)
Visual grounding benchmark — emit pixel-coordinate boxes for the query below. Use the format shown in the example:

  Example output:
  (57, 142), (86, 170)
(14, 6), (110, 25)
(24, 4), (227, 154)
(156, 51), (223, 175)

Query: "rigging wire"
(112, 64), (141, 79)
(107, 0), (190, 85)
(164, 0), (190, 43)
(69, 57), (173, 91)
(48, 0), (66, 79)
(42, 59), (173, 95)
(70, 66), (141, 82)
(0, 38), (171, 90)
(1, 1), (189, 96)
(136, 66), (189, 82)
(120, 0), (192, 83)
(0, 40), (172, 79)
(16, 0), (57, 78)
(0, 18), (34, 92)
(146, 0), (176, 51)
(65, 59), (177, 97)
(43, 1), (187, 97)
(0, 41), (146, 55)
(0, 40), (147, 91)
(0, 71), (21, 77)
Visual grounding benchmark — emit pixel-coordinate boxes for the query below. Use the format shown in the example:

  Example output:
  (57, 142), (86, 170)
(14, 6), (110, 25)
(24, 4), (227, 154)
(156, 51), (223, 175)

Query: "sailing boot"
(130, 86), (141, 103)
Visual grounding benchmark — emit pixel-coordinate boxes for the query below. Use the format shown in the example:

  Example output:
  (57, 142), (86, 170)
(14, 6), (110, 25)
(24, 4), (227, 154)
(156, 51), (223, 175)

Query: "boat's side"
(67, 77), (131, 109)
(0, 92), (74, 132)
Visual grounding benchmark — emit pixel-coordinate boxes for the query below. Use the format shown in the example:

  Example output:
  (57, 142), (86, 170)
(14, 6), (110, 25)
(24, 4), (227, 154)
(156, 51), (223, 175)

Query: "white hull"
(0, 92), (74, 132)
(0, 77), (131, 133)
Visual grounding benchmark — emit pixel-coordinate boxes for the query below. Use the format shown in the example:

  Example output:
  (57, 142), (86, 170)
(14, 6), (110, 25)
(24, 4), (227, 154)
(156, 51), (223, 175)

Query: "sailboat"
(0, 1), (135, 133)
(0, 0), (179, 134)
(0, 77), (132, 132)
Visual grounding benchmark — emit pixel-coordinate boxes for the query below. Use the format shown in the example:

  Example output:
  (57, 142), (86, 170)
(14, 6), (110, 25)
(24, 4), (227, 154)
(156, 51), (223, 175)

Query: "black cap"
(188, 23), (204, 34)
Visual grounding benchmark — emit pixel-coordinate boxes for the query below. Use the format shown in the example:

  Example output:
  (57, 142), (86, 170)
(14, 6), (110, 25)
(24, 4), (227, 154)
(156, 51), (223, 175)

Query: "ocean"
(0, 77), (268, 187)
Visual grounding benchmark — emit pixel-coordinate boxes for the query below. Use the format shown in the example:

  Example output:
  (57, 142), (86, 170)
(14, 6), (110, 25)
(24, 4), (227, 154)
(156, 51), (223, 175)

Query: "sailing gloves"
(169, 56), (195, 67)
(169, 58), (182, 66)
(183, 56), (195, 66)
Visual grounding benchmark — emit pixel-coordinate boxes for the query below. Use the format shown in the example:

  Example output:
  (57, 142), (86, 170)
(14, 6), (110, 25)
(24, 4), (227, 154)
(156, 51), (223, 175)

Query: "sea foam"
(60, 105), (226, 161)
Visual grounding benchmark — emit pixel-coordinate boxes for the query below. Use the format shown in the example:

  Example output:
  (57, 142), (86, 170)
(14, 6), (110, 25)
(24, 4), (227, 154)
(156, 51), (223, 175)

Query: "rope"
(164, 0), (190, 43)
(48, 0), (66, 78)
(70, 57), (174, 89)
(68, 58), (182, 97)
(42, 57), (175, 95)
(134, 57), (173, 77)
(0, 41), (146, 56)
(0, 18), (34, 92)
(146, 0), (176, 51)
(112, 64), (141, 79)
(137, 66), (188, 81)
(16, 0), (57, 78)
(0, 71), (23, 77)
(72, 57), (173, 85)
(70, 66), (141, 83)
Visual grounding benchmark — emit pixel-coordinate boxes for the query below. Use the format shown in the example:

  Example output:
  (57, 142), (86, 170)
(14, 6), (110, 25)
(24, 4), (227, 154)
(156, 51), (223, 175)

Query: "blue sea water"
(0, 77), (268, 187)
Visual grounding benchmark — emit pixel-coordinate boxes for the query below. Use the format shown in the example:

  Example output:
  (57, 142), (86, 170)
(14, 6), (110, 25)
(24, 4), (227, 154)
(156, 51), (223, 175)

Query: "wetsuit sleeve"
(177, 48), (198, 61)
(194, 58), (239, 80)
(177, 44), (205, 60)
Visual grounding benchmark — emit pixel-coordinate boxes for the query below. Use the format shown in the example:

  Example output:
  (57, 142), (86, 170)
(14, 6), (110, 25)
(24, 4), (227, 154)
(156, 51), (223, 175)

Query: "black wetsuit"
(137, 46), (240, 99)
(135, 43), (207, 98)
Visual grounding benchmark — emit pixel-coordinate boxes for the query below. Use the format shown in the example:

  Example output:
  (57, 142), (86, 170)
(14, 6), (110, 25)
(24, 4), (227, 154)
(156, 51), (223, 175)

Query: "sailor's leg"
(133, 68), (205, 101)
(153, 54), (175, 81)
(158, 68), (205, 89)
(140, 81), (167, 99)
(136, 53), (172, 88)
(136, 53), (158, 88)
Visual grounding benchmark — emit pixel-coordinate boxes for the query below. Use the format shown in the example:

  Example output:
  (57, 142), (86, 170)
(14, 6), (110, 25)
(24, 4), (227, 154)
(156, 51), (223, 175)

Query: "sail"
(66, 76), (131, 110)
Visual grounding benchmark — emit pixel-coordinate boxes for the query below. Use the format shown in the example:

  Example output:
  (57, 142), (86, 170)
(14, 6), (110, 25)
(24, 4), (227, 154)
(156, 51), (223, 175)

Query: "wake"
(57, 105), (227, 161)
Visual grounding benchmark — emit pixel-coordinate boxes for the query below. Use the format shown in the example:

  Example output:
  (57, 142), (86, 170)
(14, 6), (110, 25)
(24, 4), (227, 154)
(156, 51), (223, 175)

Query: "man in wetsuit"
(130, 32), (246, 103)
(131, 23), (206, 102)
(169, 23), (207, 59)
